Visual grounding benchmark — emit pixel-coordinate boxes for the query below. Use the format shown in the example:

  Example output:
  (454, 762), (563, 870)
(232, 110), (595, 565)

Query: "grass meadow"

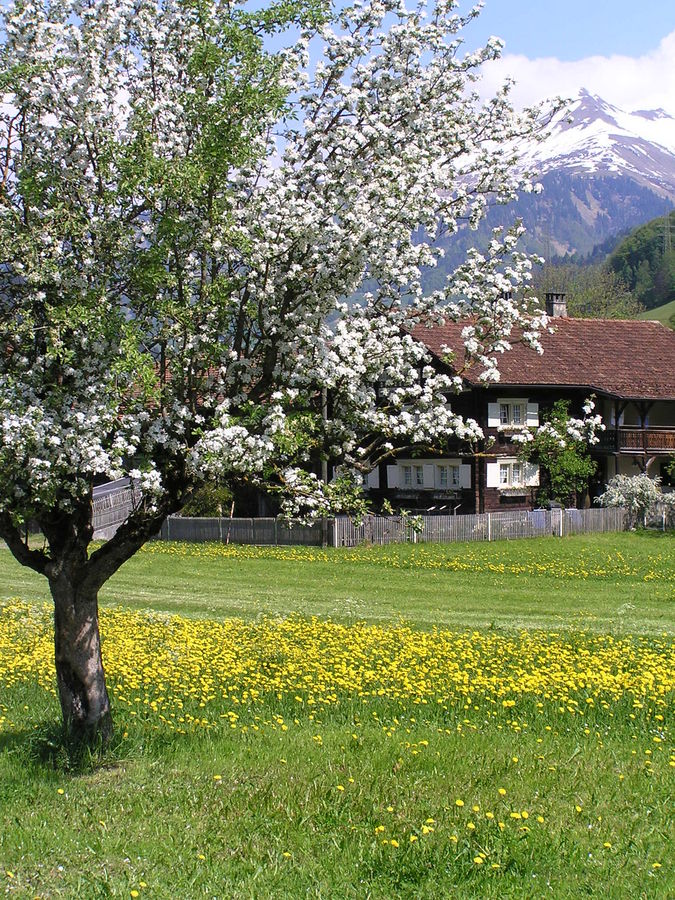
(0, 531), (673, 898)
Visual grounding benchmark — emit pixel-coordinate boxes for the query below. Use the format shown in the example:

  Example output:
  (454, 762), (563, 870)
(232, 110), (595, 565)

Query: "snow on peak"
(516, 90), (675, 197)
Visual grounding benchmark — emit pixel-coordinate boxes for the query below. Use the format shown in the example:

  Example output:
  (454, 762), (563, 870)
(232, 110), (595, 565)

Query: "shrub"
(595, 474), (662, 529)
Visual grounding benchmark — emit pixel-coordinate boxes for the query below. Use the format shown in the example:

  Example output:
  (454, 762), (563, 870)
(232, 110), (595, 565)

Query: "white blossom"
(0, 0), (564, 528)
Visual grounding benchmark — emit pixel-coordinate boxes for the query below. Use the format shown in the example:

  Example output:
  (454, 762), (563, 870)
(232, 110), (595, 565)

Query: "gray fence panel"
(563, 507), (626, 535)
(158, 516), (326, 546)
(92, 487), (136, 538)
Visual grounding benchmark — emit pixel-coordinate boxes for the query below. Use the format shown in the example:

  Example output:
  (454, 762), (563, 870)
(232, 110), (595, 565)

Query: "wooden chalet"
(365, 295), (675, 513)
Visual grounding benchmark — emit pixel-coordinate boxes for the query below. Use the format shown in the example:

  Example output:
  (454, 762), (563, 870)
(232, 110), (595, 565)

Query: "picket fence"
(156, 506), (626, 548)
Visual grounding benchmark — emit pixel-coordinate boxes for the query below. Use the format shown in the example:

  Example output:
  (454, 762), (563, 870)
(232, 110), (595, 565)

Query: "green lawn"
(1, 531), (673, 634)
(638, 298), (675, 329)
(1, 532), (673, 898)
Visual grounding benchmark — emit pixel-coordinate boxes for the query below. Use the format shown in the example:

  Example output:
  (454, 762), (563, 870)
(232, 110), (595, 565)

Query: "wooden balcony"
(596, 427), (675, 454)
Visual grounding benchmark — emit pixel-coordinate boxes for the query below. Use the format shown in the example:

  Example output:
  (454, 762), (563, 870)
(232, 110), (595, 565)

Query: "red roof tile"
(412, 317), (675, 400)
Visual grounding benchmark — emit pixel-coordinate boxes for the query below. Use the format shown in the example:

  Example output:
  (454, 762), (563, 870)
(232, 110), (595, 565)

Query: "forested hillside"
(608, 210), (675, 310)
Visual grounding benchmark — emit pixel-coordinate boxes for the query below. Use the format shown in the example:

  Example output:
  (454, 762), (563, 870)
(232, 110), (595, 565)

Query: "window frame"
(499, 460), (524, 488)
(499, 400), (526, 428)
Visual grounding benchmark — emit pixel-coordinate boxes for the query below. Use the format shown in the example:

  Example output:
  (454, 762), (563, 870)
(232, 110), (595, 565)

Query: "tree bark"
(50, 576), (113, 744)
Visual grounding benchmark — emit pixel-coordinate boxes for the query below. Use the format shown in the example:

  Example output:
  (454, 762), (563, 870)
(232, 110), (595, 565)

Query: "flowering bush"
(518, 399), (601, 506)
(595, 475), (663, 529)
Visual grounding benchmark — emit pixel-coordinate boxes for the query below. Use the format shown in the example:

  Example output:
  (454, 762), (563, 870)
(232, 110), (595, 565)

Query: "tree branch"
(0, 513), (50, 575)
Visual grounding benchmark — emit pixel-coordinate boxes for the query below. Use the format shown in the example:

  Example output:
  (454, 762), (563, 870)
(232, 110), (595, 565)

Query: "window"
(401, 464), (424, 487)
(500, 401), (525, 427)
(438, 464), (460, 488)
(499, 461), (523, 487)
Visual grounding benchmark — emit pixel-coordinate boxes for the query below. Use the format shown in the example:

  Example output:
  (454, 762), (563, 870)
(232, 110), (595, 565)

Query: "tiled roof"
(412, 317), (675, 400)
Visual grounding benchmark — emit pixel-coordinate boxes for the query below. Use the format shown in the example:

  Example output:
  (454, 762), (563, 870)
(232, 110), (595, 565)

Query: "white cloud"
(478, 29), (675, 116)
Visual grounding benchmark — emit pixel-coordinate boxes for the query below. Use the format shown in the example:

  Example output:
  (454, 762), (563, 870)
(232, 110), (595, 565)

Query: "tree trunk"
(50, 578), (113, 744)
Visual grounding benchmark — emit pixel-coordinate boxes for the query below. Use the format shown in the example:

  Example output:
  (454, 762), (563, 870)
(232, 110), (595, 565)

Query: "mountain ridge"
(518, 90), (675, 202)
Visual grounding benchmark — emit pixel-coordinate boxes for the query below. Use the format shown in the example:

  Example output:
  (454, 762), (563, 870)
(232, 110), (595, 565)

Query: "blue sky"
(465, 0), (674, 60)
(463, 0), (675, 114)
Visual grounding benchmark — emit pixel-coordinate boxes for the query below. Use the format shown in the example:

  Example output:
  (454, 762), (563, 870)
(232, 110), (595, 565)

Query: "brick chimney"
(545, 291), (567, 317)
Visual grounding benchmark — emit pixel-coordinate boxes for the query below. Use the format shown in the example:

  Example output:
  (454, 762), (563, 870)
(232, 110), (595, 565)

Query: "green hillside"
(608, 210), (675, 310)
(637, 297), (675, 329)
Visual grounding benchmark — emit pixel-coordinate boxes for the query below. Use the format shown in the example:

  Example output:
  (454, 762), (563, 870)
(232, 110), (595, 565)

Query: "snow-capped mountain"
(430, 90), (675, 270)
(519, 90), (675, 200)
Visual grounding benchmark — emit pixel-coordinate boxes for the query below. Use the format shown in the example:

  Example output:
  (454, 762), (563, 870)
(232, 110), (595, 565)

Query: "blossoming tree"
(1, 0), (560, 740)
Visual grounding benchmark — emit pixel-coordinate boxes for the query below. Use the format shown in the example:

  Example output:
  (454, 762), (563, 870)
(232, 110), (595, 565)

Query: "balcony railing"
(596, 427), (675, 454)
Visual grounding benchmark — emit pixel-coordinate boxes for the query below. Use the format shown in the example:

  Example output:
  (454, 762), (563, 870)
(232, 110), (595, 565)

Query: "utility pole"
(664, 212), (673, 254)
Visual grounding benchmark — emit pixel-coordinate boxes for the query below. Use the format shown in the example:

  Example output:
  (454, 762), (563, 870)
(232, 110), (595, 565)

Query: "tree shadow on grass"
(0, 719), (127, 774)
(632, 528), (674, 540)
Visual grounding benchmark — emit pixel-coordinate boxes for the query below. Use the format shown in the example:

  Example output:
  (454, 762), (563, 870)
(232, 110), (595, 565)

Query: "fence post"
(166, 517), (171, 541)
(487, 514), (491, 542)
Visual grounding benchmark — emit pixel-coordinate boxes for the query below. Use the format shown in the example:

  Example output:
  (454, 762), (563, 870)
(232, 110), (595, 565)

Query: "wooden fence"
(333, 507), (626, 546)
(154, 507), (626, 547)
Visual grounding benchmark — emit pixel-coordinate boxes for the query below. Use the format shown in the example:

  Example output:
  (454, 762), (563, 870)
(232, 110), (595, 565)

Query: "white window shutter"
(423, 464), (435, 489)
(459, 464), (472, 489)
(487, 403), (500, 428)
(486, 462), (500, 488)
(367, 468), (380, 489)
(526, 402), (539, 426)
(525, 462), (540, 486)
(386, 465), (398, 489)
